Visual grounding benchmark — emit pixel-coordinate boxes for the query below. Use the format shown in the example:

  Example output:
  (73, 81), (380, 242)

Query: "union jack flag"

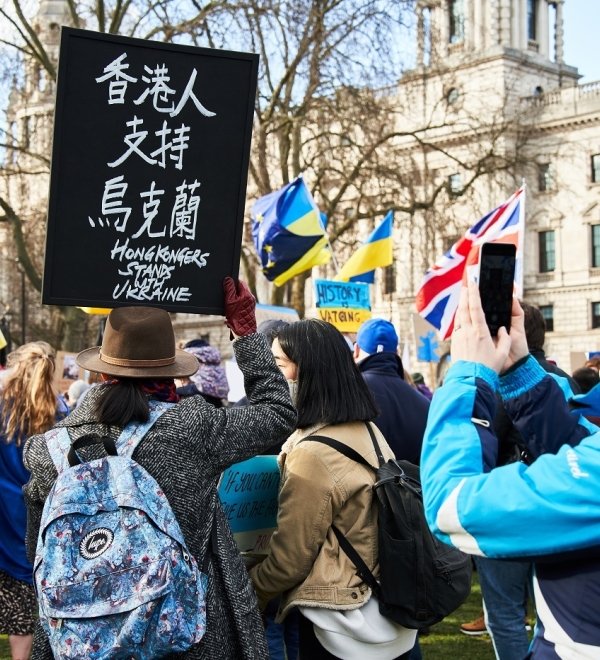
(415, 186), (525, 340)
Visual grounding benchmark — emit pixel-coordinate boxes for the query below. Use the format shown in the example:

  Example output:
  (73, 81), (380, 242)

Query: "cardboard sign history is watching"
(43, 28), (258, 315)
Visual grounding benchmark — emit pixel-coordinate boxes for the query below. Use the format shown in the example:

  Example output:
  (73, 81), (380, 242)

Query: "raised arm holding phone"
(421, 281), (600, 659)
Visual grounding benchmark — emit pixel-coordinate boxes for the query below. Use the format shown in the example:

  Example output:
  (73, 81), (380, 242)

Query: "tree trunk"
(60, 306), (89, 352)
(270, 284), (285, 306)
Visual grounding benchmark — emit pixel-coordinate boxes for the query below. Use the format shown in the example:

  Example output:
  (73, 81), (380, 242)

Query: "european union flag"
(251, 177), (330, 287)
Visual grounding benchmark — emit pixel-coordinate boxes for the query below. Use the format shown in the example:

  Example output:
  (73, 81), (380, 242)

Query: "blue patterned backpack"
(34, 401), (208, 659)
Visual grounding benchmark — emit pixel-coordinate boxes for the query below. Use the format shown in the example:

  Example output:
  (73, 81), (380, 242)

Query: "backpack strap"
(301, 423), (382, 596)
(331, 525), (380, 597)
(45, 428), (77, 473)
(304, 435), (374, 470)
(201, 512), (218, 574)
(116, 400), (174, 457)
(303, 422), (383, 469)
(365, 422), (385, 468)
(44, 400), (175, 473)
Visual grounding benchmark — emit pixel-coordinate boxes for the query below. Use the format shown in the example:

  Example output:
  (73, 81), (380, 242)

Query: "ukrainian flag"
(335, 211), (394, 282)
(252, 177), (330, 287)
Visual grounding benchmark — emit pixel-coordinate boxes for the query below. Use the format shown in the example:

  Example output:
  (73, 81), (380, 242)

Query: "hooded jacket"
(185, 344), (229, 400)
(358, 352), (429, 464)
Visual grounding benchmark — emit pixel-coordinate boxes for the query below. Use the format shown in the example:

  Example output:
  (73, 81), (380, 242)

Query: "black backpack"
(304, 422), (472, 629)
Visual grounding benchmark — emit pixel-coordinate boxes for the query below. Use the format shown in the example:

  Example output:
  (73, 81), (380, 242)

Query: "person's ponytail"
(1, 341), (57, 443)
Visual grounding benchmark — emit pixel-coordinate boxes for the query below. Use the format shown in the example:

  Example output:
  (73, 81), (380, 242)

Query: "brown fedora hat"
(76, 306), (199, 379)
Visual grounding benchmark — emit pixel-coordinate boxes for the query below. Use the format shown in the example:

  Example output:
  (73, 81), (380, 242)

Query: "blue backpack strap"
(45, 400), (174, 470)
(116, 400), (175, 457)
(44, 427), (75, 474)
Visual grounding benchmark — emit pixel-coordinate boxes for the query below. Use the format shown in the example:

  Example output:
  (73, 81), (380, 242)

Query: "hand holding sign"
(223, 277), (257, 337)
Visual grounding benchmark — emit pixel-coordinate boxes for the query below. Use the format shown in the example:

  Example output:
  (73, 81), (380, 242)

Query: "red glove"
(223, 277), (257, 337)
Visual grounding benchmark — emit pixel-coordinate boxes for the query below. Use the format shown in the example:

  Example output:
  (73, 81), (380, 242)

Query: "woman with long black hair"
(250, 319), (415, 659)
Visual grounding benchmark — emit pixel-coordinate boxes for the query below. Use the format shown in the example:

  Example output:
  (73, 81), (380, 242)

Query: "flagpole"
(516, 179), (526, 297)
(326, 237), (341, 273)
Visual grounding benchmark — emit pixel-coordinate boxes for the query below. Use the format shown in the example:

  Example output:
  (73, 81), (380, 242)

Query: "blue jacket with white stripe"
(421, 356), (600, 659)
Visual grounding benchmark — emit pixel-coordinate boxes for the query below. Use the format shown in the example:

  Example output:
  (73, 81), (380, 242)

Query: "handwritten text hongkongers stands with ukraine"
(43, 29), (258, 315)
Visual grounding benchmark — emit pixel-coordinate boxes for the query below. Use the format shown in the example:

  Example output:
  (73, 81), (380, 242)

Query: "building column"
(513, 0), (525, 50)
(473, 0), (487, 51)
(554, 0), (565, 63)
(489, 0), (500, 45)
(432, 3), (448, 61)
(538, 0), (550, 57)
(498, 0), (512, 47)
(417, 5), (425, 67)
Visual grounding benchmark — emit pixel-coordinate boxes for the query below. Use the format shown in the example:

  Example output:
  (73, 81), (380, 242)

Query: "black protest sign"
(43, 28), (258, 315)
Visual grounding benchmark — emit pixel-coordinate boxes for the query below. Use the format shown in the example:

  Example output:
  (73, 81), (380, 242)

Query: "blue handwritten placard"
(314, 279), (371, 310)
(218, 455), (280, 534)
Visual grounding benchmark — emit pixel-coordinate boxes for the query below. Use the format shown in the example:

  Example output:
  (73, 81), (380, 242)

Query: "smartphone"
(477, 242), (516, 336)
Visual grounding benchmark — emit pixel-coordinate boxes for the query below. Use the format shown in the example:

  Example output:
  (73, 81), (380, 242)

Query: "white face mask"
(287, 379), (298, 405)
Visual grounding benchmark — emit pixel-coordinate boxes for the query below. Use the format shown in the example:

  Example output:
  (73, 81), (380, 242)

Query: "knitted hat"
(356, 318), (398, 354)
(184, 344), (229, 400)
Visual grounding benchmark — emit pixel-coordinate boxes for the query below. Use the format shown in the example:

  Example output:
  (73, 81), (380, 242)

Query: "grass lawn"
(0, 573), (508, 659)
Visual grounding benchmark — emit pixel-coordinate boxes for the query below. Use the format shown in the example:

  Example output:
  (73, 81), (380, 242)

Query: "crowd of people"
(0, 278), (598, 659)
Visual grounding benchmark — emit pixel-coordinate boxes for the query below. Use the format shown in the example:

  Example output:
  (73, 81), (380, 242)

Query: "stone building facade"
(338, 0), (600, 378)
(2, 0), (600, 376)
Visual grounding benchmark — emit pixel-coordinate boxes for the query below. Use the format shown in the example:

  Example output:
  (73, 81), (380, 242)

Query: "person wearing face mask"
(251, 319), (415, 660)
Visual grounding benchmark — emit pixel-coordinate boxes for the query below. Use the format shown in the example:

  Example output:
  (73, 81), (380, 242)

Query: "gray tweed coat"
(23, 333), (296, 659)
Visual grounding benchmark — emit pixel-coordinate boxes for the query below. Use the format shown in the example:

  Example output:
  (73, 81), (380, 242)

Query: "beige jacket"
(249, 420), (395, 621)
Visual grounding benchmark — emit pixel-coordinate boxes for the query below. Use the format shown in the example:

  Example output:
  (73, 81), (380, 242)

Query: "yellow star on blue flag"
(251, 177), (330, 287)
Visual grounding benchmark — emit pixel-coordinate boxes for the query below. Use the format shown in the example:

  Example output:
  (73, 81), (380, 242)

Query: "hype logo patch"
(79, 528), (114, 559)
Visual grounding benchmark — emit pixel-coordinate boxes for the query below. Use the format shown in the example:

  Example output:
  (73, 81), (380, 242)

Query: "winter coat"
(358, 352), (429, 464)
(569, 381), (600, 425)
(421, 356), (600, 658)
(249, 421), (394, 622)
(495, 349), (578, 465)
(23, 333), (296, 660)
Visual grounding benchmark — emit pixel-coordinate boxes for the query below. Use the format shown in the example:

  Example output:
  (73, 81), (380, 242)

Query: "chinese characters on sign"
(92, 54), (214, 303)
(43, 29), (258, 314)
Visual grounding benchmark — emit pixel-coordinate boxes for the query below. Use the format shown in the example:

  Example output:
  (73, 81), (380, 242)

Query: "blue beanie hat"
(356, 318), (398, 354)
